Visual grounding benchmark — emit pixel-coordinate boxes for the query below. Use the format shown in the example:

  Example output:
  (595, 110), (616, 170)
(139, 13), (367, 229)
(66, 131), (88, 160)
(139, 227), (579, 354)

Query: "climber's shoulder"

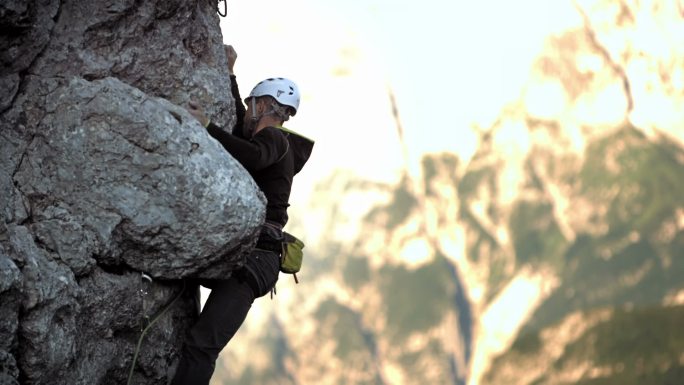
(254, 126), (289, 152)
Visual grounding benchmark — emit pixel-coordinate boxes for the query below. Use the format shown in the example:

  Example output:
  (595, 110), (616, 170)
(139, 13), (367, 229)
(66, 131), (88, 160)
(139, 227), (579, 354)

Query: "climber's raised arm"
(224, 44), (246, 137)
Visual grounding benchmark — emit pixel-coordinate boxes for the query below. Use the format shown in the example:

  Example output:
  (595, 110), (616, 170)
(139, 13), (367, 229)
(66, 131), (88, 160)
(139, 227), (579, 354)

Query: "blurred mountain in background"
(213, 1), (684, 384)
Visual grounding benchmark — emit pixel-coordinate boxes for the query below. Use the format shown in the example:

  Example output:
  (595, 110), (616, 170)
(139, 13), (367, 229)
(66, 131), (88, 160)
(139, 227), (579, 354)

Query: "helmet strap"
(251, 97), (259, 121)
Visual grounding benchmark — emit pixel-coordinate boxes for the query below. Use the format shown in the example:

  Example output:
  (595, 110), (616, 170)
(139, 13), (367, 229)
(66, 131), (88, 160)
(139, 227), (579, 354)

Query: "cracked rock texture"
(0, 1), (264, 384)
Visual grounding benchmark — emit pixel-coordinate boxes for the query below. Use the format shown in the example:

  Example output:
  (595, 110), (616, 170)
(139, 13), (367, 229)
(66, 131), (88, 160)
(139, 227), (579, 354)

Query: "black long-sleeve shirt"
(206, 75), (313, 227)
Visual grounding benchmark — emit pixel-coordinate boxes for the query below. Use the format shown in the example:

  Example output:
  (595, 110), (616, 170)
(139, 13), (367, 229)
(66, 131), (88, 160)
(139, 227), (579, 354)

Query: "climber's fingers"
(224, 44), (237, 61)
(224, 44), (237, 74)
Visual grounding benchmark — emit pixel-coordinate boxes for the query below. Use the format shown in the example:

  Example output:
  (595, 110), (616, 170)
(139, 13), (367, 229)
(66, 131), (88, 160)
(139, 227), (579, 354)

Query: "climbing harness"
(217, 0), (227, 17)
(126, 273), (186, 385)
(266, 230), (304, 299)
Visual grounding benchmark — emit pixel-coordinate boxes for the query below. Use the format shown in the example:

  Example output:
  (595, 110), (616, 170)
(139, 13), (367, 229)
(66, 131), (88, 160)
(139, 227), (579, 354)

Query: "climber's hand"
(186, 101), (209, 127)
(224, 44), (237, 75)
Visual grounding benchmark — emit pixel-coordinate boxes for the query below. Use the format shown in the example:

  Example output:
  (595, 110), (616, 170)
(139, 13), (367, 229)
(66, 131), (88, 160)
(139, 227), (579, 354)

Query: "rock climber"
(171, 44), (314, 384)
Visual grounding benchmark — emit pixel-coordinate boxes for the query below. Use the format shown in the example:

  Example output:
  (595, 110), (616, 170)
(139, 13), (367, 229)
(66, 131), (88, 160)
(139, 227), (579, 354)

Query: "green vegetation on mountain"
(315, 298), (373, 359)
(365, 176), (418, 230)
(509, 329), (543, 355)
(459, 204), (500, 265)
(396, 339), (461, 385)
(580, 125), (684, 238)
(457, 154), (514, 300)
(422, 153), (459, 197)
(525, 125), (684, 330)
(214, 318), (295, 385)
(458, 162), (497, 202)
(456, 161), (501, 267)
(509, 200), (568, 269)
(378, 256), (457, 341)
(485, 305), (684, 385)
(313, 298), (384, 385)
(527, 236), (676, 331)
(343, 255), (371, 290)
(483, 125), (684, 385)
(557, 305), (684, 383)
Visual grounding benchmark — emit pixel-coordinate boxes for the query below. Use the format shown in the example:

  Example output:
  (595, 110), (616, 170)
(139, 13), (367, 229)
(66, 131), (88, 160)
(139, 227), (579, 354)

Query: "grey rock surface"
(1, 0), (264, 384)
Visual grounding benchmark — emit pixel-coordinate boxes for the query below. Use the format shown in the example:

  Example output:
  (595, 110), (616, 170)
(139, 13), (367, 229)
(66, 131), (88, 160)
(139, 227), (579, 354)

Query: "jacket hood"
(278, 126), (314, 175)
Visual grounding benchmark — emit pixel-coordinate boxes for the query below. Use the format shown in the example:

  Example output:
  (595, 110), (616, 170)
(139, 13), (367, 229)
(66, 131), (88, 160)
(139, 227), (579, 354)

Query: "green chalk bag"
(281, 232), (304, 283)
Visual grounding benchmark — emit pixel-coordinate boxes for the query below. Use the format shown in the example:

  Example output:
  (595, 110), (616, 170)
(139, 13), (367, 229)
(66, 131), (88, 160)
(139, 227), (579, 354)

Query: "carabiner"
(217, 0), (227, 17)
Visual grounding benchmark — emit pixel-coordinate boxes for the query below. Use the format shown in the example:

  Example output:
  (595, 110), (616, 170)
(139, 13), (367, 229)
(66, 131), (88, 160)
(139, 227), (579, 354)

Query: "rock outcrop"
(1, 1), (263, 384)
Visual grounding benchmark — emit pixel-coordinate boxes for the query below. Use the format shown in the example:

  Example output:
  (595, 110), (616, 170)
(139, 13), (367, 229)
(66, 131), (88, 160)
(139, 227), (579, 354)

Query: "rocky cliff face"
(1, 1), (262, 384)
(209, 1), (684, 384)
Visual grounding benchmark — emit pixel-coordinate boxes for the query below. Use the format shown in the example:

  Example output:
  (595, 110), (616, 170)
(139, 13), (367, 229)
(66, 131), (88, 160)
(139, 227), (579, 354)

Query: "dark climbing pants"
(170, 248), (280, 385)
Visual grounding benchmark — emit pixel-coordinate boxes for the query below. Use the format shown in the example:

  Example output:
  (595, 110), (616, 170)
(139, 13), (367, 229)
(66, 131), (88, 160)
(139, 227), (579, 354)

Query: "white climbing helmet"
(246, 77), (300, 115)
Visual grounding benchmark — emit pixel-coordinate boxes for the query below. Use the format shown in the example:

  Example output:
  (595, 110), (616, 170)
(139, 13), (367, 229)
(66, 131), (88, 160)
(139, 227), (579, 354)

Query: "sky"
(218, 0), (579, 204)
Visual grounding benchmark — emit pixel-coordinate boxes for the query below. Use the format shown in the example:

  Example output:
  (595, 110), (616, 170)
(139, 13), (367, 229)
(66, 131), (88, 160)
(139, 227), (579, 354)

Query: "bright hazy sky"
(219, 0), (579, 201)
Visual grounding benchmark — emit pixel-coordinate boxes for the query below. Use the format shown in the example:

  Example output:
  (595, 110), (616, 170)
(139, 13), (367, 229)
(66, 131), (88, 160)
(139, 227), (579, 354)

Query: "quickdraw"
(126, 274), (186, 385)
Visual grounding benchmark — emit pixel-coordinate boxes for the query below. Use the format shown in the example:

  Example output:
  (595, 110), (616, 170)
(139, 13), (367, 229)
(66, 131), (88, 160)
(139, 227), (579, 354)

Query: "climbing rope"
(126, 276), (186, 385)
(217, 0), (227, 17)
